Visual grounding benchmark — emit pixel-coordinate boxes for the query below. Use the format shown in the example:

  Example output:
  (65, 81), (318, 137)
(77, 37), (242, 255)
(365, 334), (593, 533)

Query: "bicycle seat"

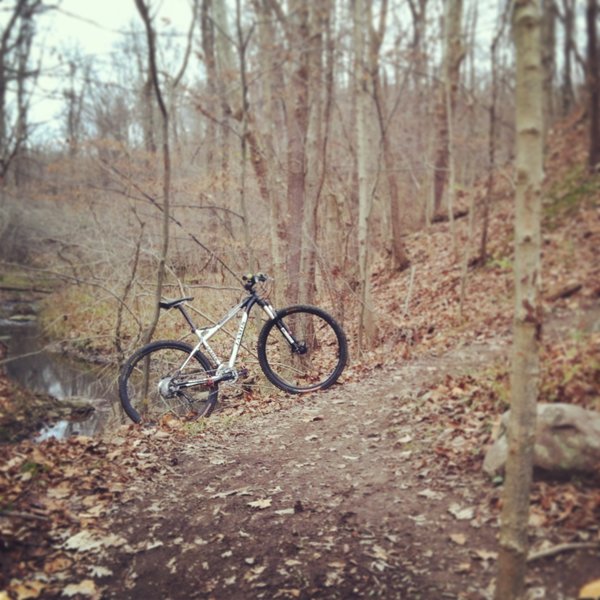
(159, 297), (194, 310)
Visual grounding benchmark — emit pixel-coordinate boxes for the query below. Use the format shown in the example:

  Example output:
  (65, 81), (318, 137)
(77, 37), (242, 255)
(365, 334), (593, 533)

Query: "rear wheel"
(257, 305), (347, 393)
(119, 340), (218, 424)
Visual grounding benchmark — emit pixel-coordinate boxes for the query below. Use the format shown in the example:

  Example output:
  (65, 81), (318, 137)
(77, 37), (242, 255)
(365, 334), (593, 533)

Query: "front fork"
(261, 302), (307, 355)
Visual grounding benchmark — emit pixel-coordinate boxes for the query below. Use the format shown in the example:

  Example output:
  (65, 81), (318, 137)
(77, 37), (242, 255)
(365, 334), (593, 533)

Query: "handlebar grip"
(242, 272), (269, 290)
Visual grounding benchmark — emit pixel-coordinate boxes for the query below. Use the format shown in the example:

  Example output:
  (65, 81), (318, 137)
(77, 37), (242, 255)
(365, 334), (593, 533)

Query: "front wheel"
(119, 340), (218, 424)
(257, 305), (348, 393)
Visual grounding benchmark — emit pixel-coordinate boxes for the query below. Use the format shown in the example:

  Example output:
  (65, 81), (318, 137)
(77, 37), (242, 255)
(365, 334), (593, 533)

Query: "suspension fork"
(260, 301), (305, 354)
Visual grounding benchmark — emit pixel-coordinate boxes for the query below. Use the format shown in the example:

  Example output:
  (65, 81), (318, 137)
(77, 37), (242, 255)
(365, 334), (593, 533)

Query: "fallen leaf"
(274, 508), (295, 516)
(579, 579), (600, 598)
(418, 488), (444, 500)
(64, 530), (127, 553)
(371, 545), (389, 561)
(448, 504), (475, 521)
(144, 540), (164, 551)
(88, 565), (113, 577)
(243, 565), (266, 582)
(9, 581), (45, 600)
(284, 559), (302, 567)
(61, 579), (98, 597)
(47, 483), (73, 499)
(324, 569), (342, 587)
(248, 498), (272, 509)
(474, 549), (498, 561)
(275, 589), (300, 598)
(449, 533), (467, 546)
(44, 555), (73, 574)
(455, 562), (471, 573)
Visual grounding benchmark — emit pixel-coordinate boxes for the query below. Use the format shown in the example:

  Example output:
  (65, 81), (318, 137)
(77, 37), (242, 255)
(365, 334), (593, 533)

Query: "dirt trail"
(84, 333), (597, 600)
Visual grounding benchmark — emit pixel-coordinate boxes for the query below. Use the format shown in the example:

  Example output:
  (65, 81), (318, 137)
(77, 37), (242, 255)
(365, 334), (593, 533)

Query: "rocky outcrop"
(483, 403), (600, 477)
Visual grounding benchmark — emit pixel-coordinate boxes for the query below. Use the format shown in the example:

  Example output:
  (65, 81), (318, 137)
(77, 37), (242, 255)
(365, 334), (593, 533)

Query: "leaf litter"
(1, 118), (599, 599)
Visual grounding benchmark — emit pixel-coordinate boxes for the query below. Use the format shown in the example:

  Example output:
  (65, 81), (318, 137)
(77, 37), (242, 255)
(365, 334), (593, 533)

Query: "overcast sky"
(46, 0), (194, 55)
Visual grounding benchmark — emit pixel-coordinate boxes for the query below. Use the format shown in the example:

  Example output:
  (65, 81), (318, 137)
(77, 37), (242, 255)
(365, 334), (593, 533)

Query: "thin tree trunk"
(433, 0), (464, 216)
(495, 1), (544, 598)
(587, 0), (600, 170)
(560, 0), (576, 114)
(541, 0), (556, 142)
(134, 0), (171, 346)
(370, 0), (410, 272)
(481, 5), (510, 264)
(279, 0), (310, 305)
(300, 2), (332, 307)
(354, 0), (377, 350)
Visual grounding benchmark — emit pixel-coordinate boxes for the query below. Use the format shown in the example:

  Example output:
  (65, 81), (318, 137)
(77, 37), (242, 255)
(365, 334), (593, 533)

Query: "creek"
(0, 302), (122, 439)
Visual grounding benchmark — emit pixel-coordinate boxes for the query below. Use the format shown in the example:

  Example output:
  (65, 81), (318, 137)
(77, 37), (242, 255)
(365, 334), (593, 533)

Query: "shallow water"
(0, 313), (121, 438)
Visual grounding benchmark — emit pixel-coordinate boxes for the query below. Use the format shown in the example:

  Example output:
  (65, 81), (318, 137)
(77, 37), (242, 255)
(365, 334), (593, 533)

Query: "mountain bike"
(118, 273), (348, 423)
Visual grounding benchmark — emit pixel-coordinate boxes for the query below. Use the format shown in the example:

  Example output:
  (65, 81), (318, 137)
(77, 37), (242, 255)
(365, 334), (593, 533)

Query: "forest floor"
(1, 116), (600, 599)
(0, 316), (599, 600)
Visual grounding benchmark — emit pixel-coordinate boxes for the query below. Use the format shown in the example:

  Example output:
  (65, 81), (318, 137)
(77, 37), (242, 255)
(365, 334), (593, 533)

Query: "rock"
(483, 403), (600, 478)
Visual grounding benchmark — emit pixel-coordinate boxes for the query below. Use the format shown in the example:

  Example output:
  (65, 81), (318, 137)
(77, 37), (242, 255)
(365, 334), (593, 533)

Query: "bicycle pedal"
(238, 368), (249, 379)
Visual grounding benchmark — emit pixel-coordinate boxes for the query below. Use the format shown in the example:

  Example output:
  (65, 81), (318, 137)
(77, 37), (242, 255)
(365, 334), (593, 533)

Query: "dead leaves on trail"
(0, 427), (182, 598)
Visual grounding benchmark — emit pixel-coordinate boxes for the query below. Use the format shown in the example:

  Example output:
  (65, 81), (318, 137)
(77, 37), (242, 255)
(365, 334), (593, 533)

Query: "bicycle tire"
(119, 340), (218, 424)
(257, 305), (348, 393)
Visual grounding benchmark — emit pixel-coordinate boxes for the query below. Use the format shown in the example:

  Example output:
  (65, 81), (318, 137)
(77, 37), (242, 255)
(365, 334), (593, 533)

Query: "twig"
(527, 542), (600, 563)
(1, 510), (49, 522)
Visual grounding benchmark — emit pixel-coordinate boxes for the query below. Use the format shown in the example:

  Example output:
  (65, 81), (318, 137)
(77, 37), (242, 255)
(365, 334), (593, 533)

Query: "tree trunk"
(354, 0), (377, 350)
(587, 0), (600, 171)
(251, 0), (286, 286)
(370, 0), (410, 272)
(0, 0), (42, 183)
(495, 2), (544, 598)
(560, 0), (576, 115)
(433, 0), (464, 216)
(541, 0), (556, 142)
(281, 0), (310, 305)
(480, 4), (510, 265)
(134, 0), (171, 346)
(300, 2), (332, 307)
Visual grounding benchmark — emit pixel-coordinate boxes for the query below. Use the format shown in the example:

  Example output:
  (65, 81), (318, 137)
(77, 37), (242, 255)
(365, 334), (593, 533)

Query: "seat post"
(177, 305), (197, 332)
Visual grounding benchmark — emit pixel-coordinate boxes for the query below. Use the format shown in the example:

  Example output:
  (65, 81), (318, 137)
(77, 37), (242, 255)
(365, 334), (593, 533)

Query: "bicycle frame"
(171, 290), (296, 389)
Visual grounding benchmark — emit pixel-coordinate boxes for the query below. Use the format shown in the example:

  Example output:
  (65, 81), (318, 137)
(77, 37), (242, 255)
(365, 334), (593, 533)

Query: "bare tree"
(300, 2), (335, 306)
(0, 0), (45, 185)
(541, 0), (556, 140)
(480, 2), (511, 265)
(369, 0), (410, 272)
(63, 57), (90, 159)
(354, 0), (378, 349)
(134, 0), (172, 345)
(587, 0), (600, 170)
(495, 1), (544, 598)
(557, 0), (576, 114)
(433, 0), (464, 216)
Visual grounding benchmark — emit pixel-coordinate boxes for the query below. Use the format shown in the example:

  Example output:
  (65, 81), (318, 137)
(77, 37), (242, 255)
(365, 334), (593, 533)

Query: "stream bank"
(0, 291), (120, 443)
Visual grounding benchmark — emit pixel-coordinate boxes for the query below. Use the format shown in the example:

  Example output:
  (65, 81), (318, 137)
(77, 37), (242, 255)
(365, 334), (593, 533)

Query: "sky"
(0, 0), (588, 144)
(0, 0), (196, 141)
(45, 0), (194, 55)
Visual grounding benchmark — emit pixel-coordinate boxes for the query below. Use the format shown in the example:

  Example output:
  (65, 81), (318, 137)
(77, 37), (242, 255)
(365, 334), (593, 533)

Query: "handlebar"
(242, 272), (268, 291)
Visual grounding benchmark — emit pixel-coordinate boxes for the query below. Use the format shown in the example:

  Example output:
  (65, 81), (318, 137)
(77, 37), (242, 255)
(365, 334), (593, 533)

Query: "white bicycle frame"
(172, 295), (284, 389)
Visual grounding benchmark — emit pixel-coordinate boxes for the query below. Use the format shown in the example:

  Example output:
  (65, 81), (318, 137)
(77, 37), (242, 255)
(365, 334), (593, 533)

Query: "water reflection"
(0, 317), (121, 438)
